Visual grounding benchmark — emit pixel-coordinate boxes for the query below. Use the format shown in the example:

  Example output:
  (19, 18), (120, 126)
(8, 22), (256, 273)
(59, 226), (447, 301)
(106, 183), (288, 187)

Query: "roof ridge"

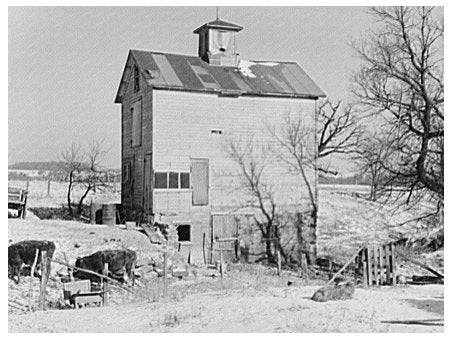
(247, 59), (298, 64)
(131, 49), (199, 59)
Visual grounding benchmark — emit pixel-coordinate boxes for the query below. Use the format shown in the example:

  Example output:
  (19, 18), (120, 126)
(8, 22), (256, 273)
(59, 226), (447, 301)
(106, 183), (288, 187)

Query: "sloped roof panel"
(247, 64), (284, 94)
(115, 49), (326, 102)
(165, 54), (205, 90)
(260, 63), (297, 93)
(152, 54), (184, 87)
(207, 66), (242, 91)
(227, 69), (253, 92)
(283, 63), (325, 97)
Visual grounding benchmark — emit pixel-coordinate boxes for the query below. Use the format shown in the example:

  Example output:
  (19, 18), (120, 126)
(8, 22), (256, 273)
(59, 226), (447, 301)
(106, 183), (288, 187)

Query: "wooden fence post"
(373, 246), (379, 286)
(384, 245), (390, 285)
(301, 253), (308, 279)
(379, 246), (384, 285)
(210, 216), (214, 265)
(220, 250), (225, 279)
(276, 249), (281, 277)
(102, 263), (109, 306)
(361, 249), (368, 288)
(28, 249), (39, 312)
(391, 243), (397, 286)
(39, 251), (48, 310)
(366, 247), (372, 287)
(62, 252), (73, 281)
(202, 233), (206, 265)
(47, 179), (51, 197)
(163, 251), (168, 298)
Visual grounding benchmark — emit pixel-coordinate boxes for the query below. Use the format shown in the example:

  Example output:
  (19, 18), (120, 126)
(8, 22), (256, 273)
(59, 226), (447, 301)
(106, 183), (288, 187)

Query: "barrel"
(102, 204), (116, 226)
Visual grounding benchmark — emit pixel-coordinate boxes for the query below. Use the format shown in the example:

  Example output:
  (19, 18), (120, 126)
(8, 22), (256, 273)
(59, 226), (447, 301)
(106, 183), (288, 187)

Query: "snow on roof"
(238, 60), (257, 78)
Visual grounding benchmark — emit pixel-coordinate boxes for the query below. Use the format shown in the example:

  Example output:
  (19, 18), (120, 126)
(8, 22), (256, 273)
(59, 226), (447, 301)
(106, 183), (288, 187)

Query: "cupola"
(193, 18), (243, 67)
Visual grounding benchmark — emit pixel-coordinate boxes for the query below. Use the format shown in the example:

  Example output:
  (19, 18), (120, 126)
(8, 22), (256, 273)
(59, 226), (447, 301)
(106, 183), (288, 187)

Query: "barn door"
(143, 153), (152, 213)
(210, 214), (239, 263)
(191, 159), (209, 206)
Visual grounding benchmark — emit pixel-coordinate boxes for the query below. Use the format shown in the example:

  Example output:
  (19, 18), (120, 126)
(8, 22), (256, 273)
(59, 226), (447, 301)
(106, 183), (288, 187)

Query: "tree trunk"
(67, 170), (74, 216)
(297, 210), (317, 266)
(296, 212), (304, 269)
(78, 183), (92, 216)
(265, 236), (274, 263)
(305, 209), (318, 265)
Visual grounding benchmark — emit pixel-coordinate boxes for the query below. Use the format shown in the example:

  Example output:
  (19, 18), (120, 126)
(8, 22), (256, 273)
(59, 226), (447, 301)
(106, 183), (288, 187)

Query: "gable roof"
(114, 50), (326, 103)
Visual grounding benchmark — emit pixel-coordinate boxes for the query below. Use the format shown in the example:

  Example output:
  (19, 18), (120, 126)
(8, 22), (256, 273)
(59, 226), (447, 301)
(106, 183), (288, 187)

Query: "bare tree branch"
(353, 6), (443, 206)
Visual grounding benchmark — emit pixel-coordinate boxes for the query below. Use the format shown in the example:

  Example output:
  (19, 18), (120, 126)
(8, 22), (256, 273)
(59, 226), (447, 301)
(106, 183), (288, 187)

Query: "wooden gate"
(355, 243), (397, 287)
(209, 213), (240, 264)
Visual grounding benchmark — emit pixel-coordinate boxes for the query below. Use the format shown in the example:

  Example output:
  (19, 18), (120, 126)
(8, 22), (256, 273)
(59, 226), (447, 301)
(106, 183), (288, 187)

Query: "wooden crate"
(357, 243), (397, 287)
(63, 280), (103, 308)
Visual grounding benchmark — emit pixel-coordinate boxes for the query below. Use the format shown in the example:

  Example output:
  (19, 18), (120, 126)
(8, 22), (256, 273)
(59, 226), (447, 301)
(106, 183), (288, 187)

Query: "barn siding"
(152, 90), (317, 260)
(121, 55), (153, 212)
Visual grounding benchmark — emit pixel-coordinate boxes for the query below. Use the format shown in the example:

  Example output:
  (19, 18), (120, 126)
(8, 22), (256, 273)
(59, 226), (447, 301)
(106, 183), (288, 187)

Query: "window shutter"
(131, 100), (142, 147)
(191, 159), (209, 205)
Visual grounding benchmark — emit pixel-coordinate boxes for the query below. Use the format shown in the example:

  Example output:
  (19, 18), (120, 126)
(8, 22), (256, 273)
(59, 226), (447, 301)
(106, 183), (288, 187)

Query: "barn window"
(122, 162), (131, 183)
(180, 172), (190, 189)
(133, 65), (140, 92)
(131, 100), (142, 147)
(177, 224), (191, 242)
(169, 172), (179, 189)
(154, 171), (191, 189)
(154, 172), (167, 189)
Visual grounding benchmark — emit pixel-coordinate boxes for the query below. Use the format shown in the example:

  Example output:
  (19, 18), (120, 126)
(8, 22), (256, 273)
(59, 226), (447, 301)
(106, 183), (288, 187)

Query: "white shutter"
(191, 159), (209, 206)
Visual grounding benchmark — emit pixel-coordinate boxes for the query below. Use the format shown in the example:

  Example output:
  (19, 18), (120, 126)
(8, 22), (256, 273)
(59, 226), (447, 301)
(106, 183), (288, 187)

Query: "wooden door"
(210, 214), (239, 263)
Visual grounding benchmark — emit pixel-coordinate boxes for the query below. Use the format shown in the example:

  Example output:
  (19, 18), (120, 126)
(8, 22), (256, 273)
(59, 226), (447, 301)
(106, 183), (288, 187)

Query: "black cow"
(8, 240), (56, 284)
(73, 249), (137, 285)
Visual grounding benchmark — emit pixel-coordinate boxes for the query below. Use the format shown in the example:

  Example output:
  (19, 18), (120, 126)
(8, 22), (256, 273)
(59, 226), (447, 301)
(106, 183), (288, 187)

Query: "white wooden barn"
(114, 18), (325, 263)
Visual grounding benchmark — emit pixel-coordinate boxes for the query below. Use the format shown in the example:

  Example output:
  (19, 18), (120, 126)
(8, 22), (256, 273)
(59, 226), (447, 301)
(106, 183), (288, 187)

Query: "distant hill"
(9, 161), (120, 173)
(8, 161), (63, 172)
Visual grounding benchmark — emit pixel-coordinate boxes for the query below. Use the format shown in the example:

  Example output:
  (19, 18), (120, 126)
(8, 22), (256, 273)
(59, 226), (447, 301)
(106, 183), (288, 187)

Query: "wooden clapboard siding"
(121, 55), (153, 210)
(151, 89), (317, 251)
(152, 90), (316, 209)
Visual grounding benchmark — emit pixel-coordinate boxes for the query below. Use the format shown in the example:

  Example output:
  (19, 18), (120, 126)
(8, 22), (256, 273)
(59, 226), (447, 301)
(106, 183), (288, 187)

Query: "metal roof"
(114, 50), (326, 103)
(193, 19), (244, 33)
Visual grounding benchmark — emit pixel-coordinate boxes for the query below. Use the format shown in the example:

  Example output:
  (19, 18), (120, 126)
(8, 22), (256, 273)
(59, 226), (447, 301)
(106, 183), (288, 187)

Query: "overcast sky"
(9, 6), (375, 169)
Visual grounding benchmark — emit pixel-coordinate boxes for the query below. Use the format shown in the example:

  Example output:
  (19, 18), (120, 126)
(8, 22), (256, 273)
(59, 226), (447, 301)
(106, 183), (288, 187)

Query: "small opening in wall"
(211, 129), (223, 135)
(177, 224), (191, 242)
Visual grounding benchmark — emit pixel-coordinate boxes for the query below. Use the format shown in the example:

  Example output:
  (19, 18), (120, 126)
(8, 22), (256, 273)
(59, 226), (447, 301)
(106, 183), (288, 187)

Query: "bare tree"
(353, 6), (444, 208)
(317, 100), (362, 175)
(271, 114), (318, 265)
(77, 141), (108, 215)
(226, 137), (288, 264)
(59, 143), (84, 216)
(59, 141), (108, 217)
(354, 132), (393, 201)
